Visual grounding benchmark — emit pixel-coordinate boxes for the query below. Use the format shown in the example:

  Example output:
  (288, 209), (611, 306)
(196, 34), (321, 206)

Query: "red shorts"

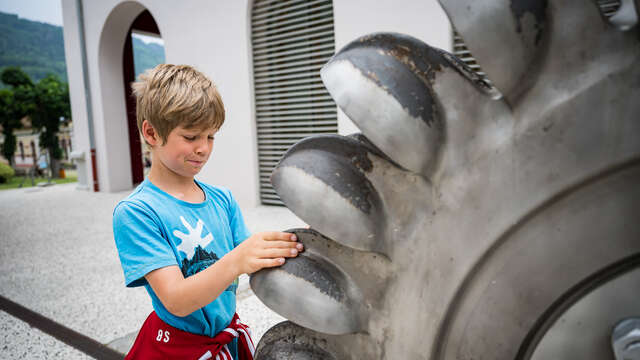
(125, 312), (255, 360)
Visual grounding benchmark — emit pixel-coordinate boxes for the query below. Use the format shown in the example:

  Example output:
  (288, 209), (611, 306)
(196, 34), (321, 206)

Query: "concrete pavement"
(0, 182), (306, 359)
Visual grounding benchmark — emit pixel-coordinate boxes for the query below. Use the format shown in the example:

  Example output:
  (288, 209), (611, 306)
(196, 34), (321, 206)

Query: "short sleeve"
(225, 191), (252, 247)
(113, 201), (178, 287)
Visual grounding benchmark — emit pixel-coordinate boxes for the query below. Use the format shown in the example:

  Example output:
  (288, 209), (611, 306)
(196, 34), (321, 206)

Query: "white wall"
(61, 0), (451, 209)
(62, 0), (259, 207)
(150, 0), (259, 208)
(332, 0), (452, 134)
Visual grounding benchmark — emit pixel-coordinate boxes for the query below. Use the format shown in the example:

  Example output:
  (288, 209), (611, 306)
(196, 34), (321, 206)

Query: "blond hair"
(131, 64), (225, 145)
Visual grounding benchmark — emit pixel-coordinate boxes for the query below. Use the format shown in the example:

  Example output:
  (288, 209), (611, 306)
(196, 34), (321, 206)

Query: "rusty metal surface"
(250, 0), (640, 358)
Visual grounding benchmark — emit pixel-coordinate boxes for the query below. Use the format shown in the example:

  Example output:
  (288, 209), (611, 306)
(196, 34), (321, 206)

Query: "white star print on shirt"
(174, 216), (214, 259)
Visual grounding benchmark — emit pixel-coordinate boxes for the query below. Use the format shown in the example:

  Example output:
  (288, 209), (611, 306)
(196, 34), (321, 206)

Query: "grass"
(0, 170), (78, 191)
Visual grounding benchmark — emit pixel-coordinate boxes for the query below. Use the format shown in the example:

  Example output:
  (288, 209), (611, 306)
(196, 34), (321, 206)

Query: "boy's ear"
(141, 120), (160, 146)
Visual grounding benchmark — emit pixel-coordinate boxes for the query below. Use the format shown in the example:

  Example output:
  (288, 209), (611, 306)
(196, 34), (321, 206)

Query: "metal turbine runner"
(250, 0), (640, 358)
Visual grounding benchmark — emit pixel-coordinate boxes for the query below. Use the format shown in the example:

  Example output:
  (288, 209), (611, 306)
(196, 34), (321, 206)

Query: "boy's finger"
(258, 257), (285, 269)
(261, 231), (297, 242)
(263, 248), (300, 259)
(265, 241), (304, 250)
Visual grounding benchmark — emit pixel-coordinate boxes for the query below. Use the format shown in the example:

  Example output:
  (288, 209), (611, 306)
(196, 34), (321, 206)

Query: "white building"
(61, 0), (452, 208)
(0, 119), (73, 170)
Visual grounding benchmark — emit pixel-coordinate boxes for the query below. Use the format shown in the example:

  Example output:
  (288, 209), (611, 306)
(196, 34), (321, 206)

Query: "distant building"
(0, 117), (73, 169)
(61, 0), (452, 208)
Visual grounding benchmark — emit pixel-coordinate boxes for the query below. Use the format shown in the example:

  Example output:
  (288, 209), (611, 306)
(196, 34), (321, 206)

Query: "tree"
(28, 74), (70, 177)
(0, 90), (19, 166)
(0, 67), (31, 167)
(1, 66), (34, 88)
(0, 67), (70, 177)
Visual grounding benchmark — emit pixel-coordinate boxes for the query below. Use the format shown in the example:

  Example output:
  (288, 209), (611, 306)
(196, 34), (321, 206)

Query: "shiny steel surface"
(611, 317), (640, 360)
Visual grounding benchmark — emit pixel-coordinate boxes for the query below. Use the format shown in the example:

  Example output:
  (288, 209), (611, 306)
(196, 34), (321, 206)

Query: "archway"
(97, 2), (164, 191)
(123, 10), (162, 185)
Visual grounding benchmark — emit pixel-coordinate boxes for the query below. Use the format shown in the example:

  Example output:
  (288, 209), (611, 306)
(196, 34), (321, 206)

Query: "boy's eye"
(208, 136), (215, 140)
(183, 136), (196, 141)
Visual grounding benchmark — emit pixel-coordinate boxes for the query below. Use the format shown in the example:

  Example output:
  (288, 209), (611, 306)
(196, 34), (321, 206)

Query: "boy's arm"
(145, 231), (302, 317)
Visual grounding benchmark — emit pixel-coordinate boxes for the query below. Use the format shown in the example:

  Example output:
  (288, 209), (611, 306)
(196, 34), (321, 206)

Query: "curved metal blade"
(321, 33), (490, 176)
(254, 321), (341, 360)
(438, 0), (547, 99)
(250, 229), (368, 335)
(271, 135), (387, 254)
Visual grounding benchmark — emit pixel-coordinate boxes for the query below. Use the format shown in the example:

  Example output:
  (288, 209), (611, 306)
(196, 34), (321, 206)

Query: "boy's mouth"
(187, 160), (204, 167)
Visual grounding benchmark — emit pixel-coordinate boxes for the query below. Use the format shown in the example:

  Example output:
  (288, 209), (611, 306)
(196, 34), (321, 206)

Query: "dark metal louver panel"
(251, 0), (338, 206)
(452, 29), (495, 88)
(596, 0), (622, 17)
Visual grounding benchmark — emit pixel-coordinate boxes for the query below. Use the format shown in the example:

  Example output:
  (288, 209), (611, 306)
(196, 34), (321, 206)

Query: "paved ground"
(0, 182), (306, 359)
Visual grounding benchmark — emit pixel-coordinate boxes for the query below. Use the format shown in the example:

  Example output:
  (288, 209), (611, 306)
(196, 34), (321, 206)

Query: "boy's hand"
(228, 231), (303, 275)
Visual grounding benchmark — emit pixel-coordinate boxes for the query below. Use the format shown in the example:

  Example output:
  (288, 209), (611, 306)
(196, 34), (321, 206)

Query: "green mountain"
(0, 12), (67, 83)
(0, 11), (165, 86)
(132, 36), (166, 78)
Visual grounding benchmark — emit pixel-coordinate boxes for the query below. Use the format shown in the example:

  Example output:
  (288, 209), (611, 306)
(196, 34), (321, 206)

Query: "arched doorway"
(98, 3), (164, 190)
(123, 10), (163, 185)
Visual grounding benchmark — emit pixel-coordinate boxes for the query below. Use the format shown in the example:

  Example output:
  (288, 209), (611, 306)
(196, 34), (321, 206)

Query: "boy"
(113, 64), (302, 359)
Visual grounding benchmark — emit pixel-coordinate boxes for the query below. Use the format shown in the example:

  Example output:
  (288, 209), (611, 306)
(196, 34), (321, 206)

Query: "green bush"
(0, 162), (15, 183)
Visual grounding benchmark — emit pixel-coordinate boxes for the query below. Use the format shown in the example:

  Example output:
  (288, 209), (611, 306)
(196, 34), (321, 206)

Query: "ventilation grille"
(596, 0), (622, 17)
(251, 0), (338, 206)
(452, 29), (496, 90)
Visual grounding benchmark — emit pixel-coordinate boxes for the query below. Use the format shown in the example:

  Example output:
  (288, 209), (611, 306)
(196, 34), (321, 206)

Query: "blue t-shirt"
(112, 178), (251, 339)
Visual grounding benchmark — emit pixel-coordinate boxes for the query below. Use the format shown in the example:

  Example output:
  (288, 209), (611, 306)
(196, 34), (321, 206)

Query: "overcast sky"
(0, 0), (164, 45)
(0, 0), (63, 26)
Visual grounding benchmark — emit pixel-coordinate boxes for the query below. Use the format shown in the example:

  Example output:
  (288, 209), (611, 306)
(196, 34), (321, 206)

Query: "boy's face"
(153, 125), (218, 178)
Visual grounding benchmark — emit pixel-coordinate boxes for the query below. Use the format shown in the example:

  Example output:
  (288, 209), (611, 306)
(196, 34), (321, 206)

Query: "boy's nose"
(194, 141), (210, 155)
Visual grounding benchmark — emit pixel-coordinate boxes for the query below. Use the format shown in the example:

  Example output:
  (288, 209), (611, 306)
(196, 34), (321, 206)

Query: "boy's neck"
(147, 162), (204, 203)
